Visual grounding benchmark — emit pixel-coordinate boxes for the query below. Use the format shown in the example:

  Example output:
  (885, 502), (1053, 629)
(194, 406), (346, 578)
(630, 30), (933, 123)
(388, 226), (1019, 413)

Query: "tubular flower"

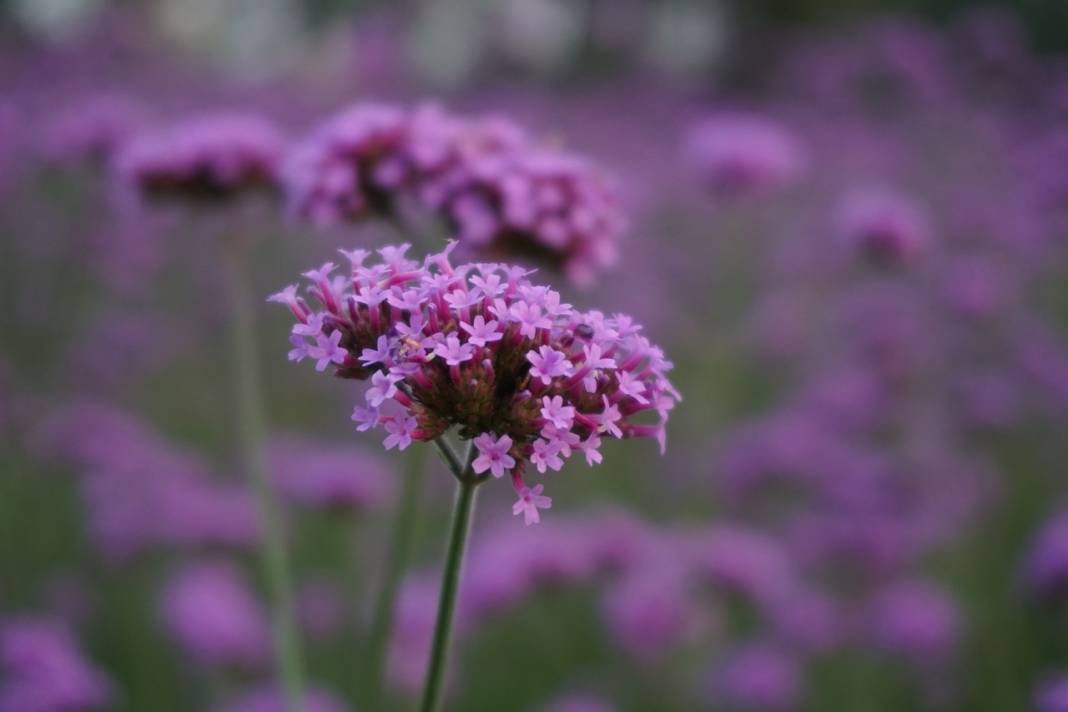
(283, 102), (624, 284)
(270, 242), (679, 523)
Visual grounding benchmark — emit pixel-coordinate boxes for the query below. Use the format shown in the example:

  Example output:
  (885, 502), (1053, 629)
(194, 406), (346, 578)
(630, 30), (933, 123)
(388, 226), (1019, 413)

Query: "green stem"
(225, 239), (305, 712)
(364, 444), (428, 711)
(419, 449), (479, 712)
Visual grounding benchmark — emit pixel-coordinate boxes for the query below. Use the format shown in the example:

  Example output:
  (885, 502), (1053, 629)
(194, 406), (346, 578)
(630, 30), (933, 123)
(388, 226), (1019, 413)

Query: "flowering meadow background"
(5, 0), (1068, 710)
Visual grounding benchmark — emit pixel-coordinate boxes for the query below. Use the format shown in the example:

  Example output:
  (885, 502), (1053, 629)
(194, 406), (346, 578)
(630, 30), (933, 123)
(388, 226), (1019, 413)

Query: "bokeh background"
(4, 0), (1068, 710)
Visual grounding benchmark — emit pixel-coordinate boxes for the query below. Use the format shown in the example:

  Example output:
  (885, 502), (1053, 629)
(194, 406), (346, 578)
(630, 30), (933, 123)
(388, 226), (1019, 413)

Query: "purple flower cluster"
(0, 617), (111, 712)
(684, 113), (806, 195)
(386, 510), (828, 696)
(159, 560), (271, 671)
(835, 187), (932, 266)
(271, 242), (679, 523)
(41, 93), (147, 167)
(35, 401), (259, 563)
(115, 112), (285, 203)
(268, 435), (393, 513)
(284, 103), (625, 283)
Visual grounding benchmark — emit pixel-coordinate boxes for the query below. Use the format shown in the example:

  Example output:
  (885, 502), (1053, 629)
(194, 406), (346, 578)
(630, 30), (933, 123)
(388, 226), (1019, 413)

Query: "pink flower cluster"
(284, 103), (624, 284)
(115, 112), (285, 203)
(269, 242), (679, 524)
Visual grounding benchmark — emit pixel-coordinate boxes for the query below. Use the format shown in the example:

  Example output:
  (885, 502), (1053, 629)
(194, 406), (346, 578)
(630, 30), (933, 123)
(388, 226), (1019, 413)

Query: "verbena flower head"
(115, 112), (285, 204)
(685, 113), (805, 195)
(284, 102), (624, 284)
(271, 242), (679, 524)
(41, 93), (147, 167)
(1023, 509), (1068, 600)
(268, 435), (393, 513)
(0, 617), (112, 712)
(1036, 676), (1068, 712)
(710, 642), (802, 712)
(866, 580), (958, 664)
(159, 560), (270, 671)
(835, 187), (932, 266)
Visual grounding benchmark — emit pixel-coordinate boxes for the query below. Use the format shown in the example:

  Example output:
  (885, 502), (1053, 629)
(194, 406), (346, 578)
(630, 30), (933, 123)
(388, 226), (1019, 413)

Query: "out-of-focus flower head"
(41, 93), (147, 167)
(710, 641), (802, 712)
(115, 112), (285, 204)
(0, 617), (112, 712)
(159, 560), (270, 671)
(35, 401), (258, 563)
(684, 113), (805, 195)
(268, 435), (393, 513)
(600, 565), (700, 660)
(284, 103), (625, 284)
(270, 242), (679, 524)
(1036, 675), (1068, 712)
(690, 524), (798, 605)
(1023, 509), (1068, 600)
(866, 580), (959, 664)
(215, 684), (347, 712)
(835, 187), (932, 266)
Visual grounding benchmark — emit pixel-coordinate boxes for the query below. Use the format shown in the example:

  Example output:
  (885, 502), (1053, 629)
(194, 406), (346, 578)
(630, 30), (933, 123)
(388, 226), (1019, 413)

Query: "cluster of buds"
(115, 112), (285, 203)
(284, 103), (624, 284)
(269, 242), (679, 524)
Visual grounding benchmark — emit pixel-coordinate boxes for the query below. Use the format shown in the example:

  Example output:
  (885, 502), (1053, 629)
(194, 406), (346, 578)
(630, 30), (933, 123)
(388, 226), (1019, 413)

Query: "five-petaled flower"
(512, 484), (552, 526)
(472, 434), (516, 478)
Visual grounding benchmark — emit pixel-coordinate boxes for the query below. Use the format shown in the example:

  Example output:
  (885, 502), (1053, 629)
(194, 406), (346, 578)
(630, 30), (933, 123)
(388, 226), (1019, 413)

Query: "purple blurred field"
(3, 2), (1068, 711)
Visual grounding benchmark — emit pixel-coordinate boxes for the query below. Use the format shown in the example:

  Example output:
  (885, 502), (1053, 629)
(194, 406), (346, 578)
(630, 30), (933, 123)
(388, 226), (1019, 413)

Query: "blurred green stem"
(420, 441), (479, 712)
(224, 237), (305, 712)
(364, 444), (428, 711)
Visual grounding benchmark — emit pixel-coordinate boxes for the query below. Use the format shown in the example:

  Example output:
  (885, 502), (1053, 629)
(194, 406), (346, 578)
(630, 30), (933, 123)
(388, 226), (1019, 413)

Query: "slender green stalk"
(363, 444), (428, 711)
(224, 239), (305, 712)
(419, 444), (480, 712)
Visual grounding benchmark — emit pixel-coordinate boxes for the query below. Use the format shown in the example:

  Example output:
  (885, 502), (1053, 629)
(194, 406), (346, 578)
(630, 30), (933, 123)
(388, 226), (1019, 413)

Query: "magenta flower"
(271, 242), (680, 523)
(530, 439), (564, 474)
(541, 395), (576, 430)
(460, 315), (502, 347)
(308, 330), (346, 372)
(283, 102), (624, 283)
(383, 414), (419, 451)
(528, 346), (574, 384)
(512, 484), (552, 526)
(472, 434), (517, 478)
(433, 334), (475, 366)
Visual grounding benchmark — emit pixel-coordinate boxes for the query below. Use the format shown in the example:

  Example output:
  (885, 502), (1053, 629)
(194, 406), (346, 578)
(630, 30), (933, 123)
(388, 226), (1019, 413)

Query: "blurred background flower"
(4, 0), (1068, 710)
